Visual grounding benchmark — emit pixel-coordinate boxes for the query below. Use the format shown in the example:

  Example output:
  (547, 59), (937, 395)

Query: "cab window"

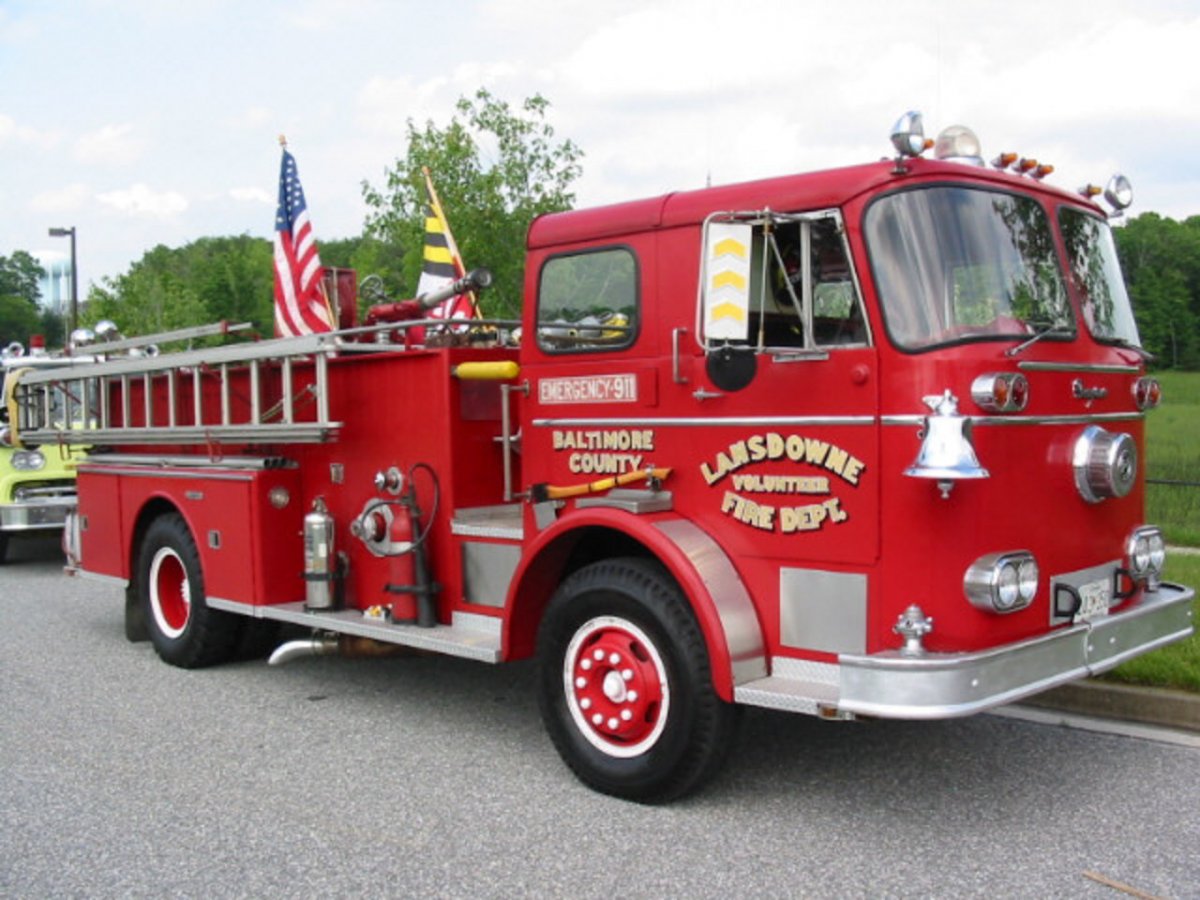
(536, 247), (638, 353)
(701, 211), (868, 351)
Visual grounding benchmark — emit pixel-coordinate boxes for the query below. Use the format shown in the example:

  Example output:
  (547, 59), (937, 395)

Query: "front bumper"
(0, 495), (77, 532)
(836, 582), (1194, 719)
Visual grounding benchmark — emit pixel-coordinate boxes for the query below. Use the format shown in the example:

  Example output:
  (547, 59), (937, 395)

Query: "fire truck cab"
(13, 113), (1193, 801)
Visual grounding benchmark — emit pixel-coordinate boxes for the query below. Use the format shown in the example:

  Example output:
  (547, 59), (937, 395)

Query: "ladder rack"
(10, 329), (342, 448)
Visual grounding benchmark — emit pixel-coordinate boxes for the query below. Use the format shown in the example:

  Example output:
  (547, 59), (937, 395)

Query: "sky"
(3, 0), (1199, 305)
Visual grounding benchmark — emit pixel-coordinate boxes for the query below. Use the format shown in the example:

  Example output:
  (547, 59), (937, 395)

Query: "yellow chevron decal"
(712, 237), (747, 260)
(710, 301), (747, 322)
(711, 270), (747, 291)
(424, 246), (454, 264)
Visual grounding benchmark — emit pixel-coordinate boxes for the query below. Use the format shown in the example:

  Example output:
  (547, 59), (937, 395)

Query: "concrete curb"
(1019, 680), (1200, 734)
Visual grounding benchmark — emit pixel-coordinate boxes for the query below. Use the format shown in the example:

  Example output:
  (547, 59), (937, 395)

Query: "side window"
(537, 247), (638, 352)
(704, 212), (868, 351)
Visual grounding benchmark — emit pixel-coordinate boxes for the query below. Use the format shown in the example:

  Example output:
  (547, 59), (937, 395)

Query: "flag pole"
(422, 166), (479, 317)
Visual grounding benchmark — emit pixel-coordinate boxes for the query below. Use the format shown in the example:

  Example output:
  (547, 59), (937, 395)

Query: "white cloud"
(75, 123), (144, 166)
(30, 182), (90, 213)
(0, 113), (61, 149)
(229, 186), (272, 204)
(96, 183), (188, 217)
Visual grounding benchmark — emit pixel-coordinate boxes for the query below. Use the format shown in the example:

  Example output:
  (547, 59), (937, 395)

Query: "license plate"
(1078, 579), (1112, 619)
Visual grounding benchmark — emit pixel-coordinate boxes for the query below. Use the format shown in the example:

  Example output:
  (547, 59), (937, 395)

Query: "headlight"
(1126, 526), (1166, 589)
(11, 449), (46, 471)
(964, 551), (1039, 614)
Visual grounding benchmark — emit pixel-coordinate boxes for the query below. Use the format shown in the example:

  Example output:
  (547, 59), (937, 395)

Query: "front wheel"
(537, 557), (740, 803)
(136, 513), (242, 668)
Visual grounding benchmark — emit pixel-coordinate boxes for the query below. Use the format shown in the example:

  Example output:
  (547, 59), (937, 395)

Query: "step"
(211, 599), (502, 663)
(733, 657), (842, 715)
(451, 504), (524, 541)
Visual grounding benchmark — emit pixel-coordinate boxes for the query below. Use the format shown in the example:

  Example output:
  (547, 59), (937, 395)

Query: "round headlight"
(996, 563), (1021, 610)
(1132, 535), (1151, 574)
(1017, 558), (1039, 602)
(12, 449), (46, 471)
(1148, 532), (1166, 574)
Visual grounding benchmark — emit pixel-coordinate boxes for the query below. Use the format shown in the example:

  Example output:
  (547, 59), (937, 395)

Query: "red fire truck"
(11, 112), (1193, 801)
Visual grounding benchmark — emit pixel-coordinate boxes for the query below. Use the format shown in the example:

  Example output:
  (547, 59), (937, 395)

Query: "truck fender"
(504, 509), (766, 701)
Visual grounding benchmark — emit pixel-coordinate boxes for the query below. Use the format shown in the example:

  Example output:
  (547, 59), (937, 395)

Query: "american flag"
(273, 148), (334, 337)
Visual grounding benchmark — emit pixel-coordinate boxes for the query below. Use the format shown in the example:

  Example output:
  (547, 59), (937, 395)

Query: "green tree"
(1114, 213), (1200, 369)
(0, 250), (46, 307)
(0, 294), (41, 347)
(83, 236), (274, 338)
(362, 88), (583, 319)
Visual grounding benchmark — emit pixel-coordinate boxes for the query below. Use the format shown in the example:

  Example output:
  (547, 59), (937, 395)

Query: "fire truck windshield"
(865, 186), (1072, 351)
(1059, 207), (1142, 349)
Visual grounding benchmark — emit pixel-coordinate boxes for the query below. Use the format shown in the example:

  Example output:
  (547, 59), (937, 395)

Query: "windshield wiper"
(1005, 323), (1073, 357)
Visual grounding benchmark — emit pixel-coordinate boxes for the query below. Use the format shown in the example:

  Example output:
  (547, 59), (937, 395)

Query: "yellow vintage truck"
(1, 342), (88, 562)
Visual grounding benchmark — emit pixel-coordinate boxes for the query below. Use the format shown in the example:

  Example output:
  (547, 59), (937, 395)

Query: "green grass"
(1105, 371), (1199, 691)
(1146, 371), (1200, 545)
(1106, 553), (1200, 692)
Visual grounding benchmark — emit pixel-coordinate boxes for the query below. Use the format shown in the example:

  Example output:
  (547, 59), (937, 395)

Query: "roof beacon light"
(992, 152), (1018, 170)
(1015, 158), (1039, 175)
(933, 125), (984, 166)
(890, 111), (928, 158)
(1105, 174), (1134, 211)
(1079, 184), (1103, 199)
(1033, 164), (1055, 180)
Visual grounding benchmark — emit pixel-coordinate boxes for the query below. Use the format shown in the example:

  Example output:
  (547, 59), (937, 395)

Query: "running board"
(209, 599), (502, 663)
(733, 658), (843, 717)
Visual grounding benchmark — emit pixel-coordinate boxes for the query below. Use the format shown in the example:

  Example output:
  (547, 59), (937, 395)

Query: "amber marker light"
(992, 152), (1018, 170)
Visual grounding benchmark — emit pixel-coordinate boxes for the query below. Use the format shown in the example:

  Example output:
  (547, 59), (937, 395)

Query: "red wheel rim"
(563, 616), (669, 758)
(149, 547), (190, 639)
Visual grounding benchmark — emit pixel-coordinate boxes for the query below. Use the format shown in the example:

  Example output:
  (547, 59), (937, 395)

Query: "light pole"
(48, 226), (78, 340)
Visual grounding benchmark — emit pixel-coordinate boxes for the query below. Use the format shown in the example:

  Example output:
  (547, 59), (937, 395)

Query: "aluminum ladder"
(8, 323), (341, 447)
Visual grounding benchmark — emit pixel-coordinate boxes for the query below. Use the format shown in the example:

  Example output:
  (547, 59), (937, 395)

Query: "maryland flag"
(417, 167), (478, 324)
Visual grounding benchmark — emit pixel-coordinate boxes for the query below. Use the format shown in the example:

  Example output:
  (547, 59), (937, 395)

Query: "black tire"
(537, 557), (741, 803)
(0, 531), (8, 564)
(136, 512), (242, 668)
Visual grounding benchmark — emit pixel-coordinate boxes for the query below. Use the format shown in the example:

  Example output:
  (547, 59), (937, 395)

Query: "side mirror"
(706, 344), (757, 392)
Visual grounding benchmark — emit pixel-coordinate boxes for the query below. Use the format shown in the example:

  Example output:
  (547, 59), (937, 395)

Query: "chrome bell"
(904, 390), (989, 498)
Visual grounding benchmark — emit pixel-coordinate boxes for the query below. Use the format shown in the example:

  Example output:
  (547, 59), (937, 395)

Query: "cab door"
(678, 210), (880, 570)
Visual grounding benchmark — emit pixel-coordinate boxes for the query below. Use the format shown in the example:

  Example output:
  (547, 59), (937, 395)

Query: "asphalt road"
(3, 532), (1199, 899)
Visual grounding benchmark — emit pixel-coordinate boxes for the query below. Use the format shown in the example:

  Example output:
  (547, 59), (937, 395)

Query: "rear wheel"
(537, 557), (740, 803)
(0, 531), (8, 564)
(137, 513), (242, 668)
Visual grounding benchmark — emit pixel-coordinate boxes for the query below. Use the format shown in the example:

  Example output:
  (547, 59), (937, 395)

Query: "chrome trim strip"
(881, 412), (1142, 427)
(534, 415), (876, 428)
(835, 583), (1193, 719)
(1017, 362), (1140, 374)
(76, 466), (254, 483)
(653, 519), (767, 684)
(78, 453), (292, 471)
(207, 598), (503, 663)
